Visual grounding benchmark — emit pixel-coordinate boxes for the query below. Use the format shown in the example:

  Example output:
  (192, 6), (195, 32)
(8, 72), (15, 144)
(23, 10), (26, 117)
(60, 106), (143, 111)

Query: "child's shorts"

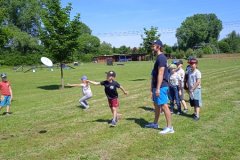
(0, 95), (11, 107)
(189, 88), (202, 107)
(108, 98), (119, 108)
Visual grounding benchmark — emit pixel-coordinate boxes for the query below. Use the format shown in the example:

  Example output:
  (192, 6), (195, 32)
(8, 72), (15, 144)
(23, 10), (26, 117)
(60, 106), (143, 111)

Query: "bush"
(218, 41), (231, 53)
(202, 46), (213, 54)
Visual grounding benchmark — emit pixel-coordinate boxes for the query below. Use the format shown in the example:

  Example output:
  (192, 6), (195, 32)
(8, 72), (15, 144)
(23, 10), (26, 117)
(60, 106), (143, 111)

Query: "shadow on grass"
(126, 117), (149, 128)
(138, 106), (155, 112)
(130, 79), (146, 81)
(37, 85), (73, 90)
(93, 119), (110, 123)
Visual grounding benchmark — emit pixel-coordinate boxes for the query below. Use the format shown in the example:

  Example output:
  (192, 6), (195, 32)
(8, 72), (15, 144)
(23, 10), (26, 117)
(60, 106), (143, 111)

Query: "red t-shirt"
(0, 81), (11, 96)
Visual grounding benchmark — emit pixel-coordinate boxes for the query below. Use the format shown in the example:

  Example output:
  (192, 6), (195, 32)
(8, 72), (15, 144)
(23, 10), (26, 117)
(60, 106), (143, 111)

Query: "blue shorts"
(0, 95), (11, 107)
(189, 88), (202, 107)
(152, 87), (169, 106)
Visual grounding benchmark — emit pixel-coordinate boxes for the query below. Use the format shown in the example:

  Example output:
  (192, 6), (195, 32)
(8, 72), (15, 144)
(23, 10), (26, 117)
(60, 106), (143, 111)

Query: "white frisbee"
(41, 57), (53, 67)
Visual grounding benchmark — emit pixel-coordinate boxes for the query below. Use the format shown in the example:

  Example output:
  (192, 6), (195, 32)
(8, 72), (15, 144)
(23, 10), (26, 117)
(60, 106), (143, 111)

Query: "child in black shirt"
(88, 71), (128, 127)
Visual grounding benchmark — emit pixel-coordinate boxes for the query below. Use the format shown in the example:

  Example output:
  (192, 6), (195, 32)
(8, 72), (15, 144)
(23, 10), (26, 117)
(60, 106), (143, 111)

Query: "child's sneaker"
(145, 123), (159, 129)
(183, 109), (188, 113)
(193, 115), (200, 121)
(159, 127), (175, 134)
(177, 111), (183, 115)
(110, 120), (117, 127)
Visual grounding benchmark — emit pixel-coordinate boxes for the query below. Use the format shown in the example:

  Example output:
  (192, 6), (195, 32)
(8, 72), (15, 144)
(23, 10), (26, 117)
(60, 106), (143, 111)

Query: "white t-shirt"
(188, 69), (201, 89)
(80, 83), (92, 96)
(169, 72), (181, 87)
(176, 68), (185, 87)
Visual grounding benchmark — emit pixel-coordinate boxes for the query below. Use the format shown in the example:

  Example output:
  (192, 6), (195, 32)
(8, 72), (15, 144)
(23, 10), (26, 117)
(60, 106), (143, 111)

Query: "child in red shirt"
(0, 73), (13, 115)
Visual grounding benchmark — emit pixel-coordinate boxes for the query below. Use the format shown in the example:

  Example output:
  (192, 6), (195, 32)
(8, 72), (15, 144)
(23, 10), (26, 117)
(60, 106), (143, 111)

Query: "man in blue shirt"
(145, 40), (174, 134)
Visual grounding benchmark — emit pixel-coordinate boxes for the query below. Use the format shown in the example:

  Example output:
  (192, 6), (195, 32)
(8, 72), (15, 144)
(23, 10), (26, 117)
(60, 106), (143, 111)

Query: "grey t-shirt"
(188, 69), (201, 89)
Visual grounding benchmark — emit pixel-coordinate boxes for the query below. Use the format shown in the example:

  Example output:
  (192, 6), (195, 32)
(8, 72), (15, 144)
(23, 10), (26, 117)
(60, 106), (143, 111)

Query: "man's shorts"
(152, 87), (169, 106)
(108, 98), (119, 108)
(0, 95), (11, 107)
(189, 88), (202, 107)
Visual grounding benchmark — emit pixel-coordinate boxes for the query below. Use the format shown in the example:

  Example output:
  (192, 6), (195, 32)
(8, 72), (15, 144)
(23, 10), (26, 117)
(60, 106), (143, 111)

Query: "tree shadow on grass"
(126, 117), (149, 128)
(37, 85), (73, 90)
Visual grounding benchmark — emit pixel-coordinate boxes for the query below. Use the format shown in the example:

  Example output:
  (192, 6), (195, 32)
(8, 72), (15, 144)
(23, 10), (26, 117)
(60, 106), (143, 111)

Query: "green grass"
(0, 56), (240, 160)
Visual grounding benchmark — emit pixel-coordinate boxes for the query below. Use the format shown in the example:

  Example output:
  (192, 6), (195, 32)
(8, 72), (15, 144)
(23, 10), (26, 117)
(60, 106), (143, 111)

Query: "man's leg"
(154, 103), (161, 124)
(162, 104), (172, 128)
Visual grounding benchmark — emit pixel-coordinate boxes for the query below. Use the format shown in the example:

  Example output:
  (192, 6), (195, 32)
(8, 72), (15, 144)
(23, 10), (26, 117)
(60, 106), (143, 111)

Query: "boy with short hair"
(176, 60), (188, 113)
(168, 64), (182, 115)
(187, 58), (202, 120)
(88, 71), (128, 127)
(0, 73), (13, 115)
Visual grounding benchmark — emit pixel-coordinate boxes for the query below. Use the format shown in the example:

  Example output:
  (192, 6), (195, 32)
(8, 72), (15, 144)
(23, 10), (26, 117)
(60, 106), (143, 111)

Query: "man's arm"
(156, 67), (165, 97)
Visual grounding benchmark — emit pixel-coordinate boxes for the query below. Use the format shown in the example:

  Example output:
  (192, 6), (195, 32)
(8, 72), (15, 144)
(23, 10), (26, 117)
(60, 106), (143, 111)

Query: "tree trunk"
(60, 62), (64, 89)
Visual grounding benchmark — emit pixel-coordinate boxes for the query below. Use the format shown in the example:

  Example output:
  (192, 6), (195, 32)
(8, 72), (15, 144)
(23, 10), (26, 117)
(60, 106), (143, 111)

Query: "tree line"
(0, 0), (240, 66)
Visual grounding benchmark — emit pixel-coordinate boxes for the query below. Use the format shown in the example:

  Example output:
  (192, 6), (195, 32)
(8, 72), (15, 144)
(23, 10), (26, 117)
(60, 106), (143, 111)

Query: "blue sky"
(61, 0), (240, 48)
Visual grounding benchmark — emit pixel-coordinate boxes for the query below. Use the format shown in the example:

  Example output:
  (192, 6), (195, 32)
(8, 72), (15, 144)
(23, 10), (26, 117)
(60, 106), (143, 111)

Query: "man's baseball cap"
(188, 58), (198, 64)
(81, 75), (88, 80)
(106, 71), (116, 77)
(151, 40), (163, 47)
(1, 73), (7, 78)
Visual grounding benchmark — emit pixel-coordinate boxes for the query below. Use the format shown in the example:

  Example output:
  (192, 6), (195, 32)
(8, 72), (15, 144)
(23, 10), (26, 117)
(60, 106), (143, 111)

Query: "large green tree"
(0, 0), (42, 52)
(77, 34), (100, 55)
(141, 26), (160, 59)
(40, 0), (82, 88)
(176, 13), (222, 50)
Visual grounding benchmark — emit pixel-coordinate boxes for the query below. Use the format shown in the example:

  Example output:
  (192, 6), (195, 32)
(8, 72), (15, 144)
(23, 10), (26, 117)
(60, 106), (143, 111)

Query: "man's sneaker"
(193, 115), (200, 121)
(170, 109), (174, 114)
(110, 120), (117, 127)
(145, 123), (159, 129)
(159, 127), (175, 134)
(183, 109), (188, 113)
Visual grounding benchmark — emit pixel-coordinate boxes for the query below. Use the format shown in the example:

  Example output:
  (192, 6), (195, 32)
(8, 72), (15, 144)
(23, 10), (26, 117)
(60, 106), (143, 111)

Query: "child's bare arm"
(9, 86), (13, 101)
(66, 83), (82, 87)
(120, 86), (128, 95)
(87, 80), (101, 85)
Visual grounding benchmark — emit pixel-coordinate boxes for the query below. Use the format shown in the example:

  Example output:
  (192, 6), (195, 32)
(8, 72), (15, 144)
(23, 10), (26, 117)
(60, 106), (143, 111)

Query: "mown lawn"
(0, 55), (240, 160)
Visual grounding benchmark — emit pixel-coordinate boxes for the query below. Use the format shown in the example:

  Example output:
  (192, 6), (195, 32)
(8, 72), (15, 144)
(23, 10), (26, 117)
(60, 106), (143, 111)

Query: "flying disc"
(41, 57), (53, 67)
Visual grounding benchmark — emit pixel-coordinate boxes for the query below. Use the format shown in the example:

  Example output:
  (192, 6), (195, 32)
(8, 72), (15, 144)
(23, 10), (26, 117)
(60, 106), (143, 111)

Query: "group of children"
(0, 57), (201, 126)
(168, 57), (202, 120)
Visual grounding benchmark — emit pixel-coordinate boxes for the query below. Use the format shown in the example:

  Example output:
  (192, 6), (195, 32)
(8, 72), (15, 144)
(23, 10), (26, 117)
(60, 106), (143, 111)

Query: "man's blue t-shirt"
(151, 53), (169, 88)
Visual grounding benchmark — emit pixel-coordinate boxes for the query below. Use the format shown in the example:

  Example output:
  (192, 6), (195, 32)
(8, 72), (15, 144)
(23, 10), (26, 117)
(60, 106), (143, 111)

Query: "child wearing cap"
(187, 58), (202, 121)
(67, 75), (92, 109)
(168, 64), (182, 115)
(88, 71), (128, 127)
(0, 73), (13, 115)
(176, 60), (188, 113)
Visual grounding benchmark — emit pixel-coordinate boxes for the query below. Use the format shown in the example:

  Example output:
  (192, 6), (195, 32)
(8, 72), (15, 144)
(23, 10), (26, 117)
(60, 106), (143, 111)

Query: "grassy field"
(0, 55), (240, 160)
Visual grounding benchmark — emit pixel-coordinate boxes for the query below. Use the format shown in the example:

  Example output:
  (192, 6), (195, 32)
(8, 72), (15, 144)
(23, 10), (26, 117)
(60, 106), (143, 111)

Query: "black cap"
(106, 71), (116, 77)
(151, 40), (163, 47)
